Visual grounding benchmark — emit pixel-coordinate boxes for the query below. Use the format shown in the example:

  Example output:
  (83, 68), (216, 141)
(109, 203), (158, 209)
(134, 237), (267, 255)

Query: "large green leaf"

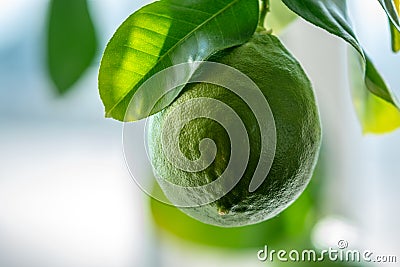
(389, 0), (400, 52)
(99, 0), (259, 121)
(282, 0), (400, 133)
(47, 0), (98, 94)
(282, 0), (363, 55)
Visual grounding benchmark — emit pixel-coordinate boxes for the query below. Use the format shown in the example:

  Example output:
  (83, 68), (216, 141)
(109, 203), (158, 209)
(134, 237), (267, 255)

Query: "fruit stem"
(259, 0), (271, 29)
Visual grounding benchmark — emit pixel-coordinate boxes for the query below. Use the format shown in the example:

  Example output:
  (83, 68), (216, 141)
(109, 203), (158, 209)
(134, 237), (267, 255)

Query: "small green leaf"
(47, 0), (98, 94)
(266, 0), (298, 34)
(389, 0), (400, 52)
(99, 0), (259, 121)
(282, 0), (400, 133)
(349, 50), (400, 134)
(378, 0), (400, 31)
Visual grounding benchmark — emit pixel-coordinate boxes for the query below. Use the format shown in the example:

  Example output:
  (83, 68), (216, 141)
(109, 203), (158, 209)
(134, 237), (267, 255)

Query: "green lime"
(147, 32), (321, 227)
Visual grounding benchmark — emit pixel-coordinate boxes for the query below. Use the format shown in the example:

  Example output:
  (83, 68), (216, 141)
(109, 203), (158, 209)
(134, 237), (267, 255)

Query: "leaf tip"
(104, 111), (112, 119)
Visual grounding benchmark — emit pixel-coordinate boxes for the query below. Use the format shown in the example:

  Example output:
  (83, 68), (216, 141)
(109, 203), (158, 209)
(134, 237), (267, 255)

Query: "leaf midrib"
(105, 0), (243, 116)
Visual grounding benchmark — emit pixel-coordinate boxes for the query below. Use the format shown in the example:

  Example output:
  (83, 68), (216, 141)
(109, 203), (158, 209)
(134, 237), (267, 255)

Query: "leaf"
(390, 21), (400, 52)
(378, 0), (400, 31)
(282, 0), (400, 133)
(349, 50), (400, 134)
(47, 0), (98, 94)
(266, 0), (298, 34)
(389, 0), (400, 52)
(281, 0), (363, 55)
(99, 0), (259, 121)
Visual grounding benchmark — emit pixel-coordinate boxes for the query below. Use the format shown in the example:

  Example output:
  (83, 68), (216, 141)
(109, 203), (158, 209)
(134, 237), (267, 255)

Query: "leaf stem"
(258, 0), (271, 29)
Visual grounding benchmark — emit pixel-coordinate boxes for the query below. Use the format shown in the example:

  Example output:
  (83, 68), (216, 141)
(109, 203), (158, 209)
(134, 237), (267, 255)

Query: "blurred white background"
(0, 0), (399, 266)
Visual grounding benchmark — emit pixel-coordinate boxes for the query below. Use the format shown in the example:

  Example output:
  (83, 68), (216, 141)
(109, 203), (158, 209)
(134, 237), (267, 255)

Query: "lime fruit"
(147, 32), (321, 227)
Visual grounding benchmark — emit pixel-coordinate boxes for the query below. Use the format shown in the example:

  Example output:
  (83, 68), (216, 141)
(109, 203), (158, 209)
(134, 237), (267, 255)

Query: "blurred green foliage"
(47, 0), (98, 94)
(150, 148), (327, 250)
(151, 148), (364, 267)
(151, 181), (316, 249)
(349, 50), (400, 134)
(266, 0), (298, 33)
